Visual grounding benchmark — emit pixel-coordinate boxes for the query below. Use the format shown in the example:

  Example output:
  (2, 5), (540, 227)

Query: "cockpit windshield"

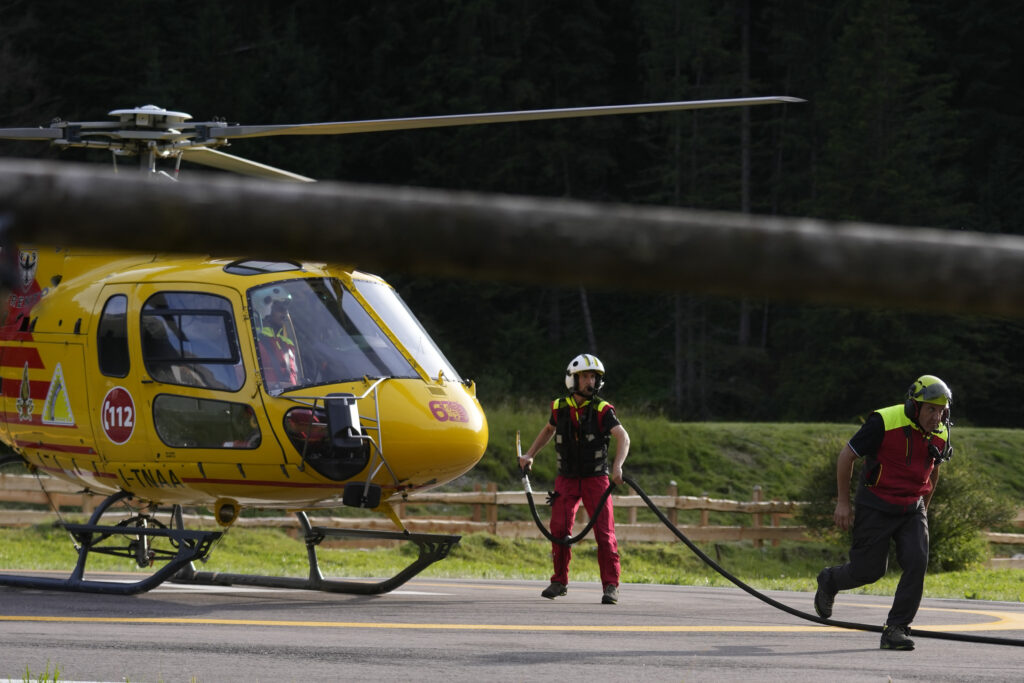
(352, 279), (461, 382)
(248, 278), (418, 394)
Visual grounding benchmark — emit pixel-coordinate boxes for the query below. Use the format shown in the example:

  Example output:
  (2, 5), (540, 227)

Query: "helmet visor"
(916, 381), (951, 405)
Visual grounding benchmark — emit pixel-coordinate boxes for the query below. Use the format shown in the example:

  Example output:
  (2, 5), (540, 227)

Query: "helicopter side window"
(141, 292), (244, 392)
(97, 295), (130, 377)
(153, 395), (261, 449)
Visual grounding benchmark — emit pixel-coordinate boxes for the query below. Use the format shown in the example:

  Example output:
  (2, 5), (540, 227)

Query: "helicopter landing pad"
(1, 577), (1022, 681)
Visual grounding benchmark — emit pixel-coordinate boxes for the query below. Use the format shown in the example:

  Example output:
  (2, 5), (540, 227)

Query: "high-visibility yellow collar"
(260, 326), (294, 346)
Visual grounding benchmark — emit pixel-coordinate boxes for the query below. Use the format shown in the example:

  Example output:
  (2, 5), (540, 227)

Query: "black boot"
(880, 624), (915, 651)
(814, 568), (837, 619)
(541, 581), (567, 599)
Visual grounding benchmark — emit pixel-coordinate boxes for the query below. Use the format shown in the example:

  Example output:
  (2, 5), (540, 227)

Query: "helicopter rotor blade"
(0, 128), (66, 141)
(179, 148), (314, 182)
(203, 96), (804, 140)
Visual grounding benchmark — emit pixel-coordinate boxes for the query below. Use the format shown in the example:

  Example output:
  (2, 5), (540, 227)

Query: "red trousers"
(549, 474), (620, 587)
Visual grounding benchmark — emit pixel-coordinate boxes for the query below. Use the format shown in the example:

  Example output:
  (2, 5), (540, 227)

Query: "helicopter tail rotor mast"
(0, 97), (803, 183)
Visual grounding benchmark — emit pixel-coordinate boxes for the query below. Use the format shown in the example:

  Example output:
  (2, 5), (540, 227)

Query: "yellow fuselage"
(0, 247), (487, 510)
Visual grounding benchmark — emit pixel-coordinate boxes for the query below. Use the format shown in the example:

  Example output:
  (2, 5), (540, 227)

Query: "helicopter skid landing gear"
(0, 491), (222, 595)
(171, 511), (460, 595)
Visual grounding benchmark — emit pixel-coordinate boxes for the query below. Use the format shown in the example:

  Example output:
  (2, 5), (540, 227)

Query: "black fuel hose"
(621, 476), (1024, 647)
(520, 469), (615, 547)
(522, 471), (1024, 647)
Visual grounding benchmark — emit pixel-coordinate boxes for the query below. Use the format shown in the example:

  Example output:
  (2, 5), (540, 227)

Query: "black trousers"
(829, 501), (929, 627)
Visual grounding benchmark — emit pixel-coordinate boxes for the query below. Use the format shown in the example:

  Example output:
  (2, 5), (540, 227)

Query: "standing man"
(519, 353), (630, 604)
(814, 375), (953, 650)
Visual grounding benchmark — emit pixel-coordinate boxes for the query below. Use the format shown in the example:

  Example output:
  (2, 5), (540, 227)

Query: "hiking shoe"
(814, 568), (837, 619)
(541, 581), (567, 599)
(601, 584), (619, 605)
(880, 624), (915, 651)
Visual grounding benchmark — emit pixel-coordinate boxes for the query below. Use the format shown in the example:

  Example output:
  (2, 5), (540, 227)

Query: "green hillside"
(473, 403), (1024, 507)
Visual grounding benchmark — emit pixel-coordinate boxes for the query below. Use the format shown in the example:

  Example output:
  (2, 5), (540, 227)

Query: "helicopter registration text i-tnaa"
(0, 95), (801, 594)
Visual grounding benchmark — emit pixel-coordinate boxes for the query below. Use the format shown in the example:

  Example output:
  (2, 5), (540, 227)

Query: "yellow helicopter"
(0, 95), (800, 594)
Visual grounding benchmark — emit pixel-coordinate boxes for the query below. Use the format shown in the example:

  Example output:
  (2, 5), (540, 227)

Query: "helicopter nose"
(376, 380), (488, 489)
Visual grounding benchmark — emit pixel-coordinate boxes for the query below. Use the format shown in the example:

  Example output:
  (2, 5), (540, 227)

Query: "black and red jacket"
(850, 404), (949, 510)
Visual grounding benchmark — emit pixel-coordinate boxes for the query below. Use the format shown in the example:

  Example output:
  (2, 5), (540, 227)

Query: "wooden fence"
(2, 473), (1022, 553)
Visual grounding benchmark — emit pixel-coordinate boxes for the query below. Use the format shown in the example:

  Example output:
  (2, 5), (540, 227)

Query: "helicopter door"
(130, 284), (271, 466)
(88, 285), (160, 465)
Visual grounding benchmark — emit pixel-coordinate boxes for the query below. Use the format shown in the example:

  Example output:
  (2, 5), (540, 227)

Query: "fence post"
(667, 481), (678, 526)
(770, 500), (781, 547)
(472, 483), (483, 522)
(486, 482), (498, 533)
(700, 492), (709, 526)
(752, 485), (763, 548)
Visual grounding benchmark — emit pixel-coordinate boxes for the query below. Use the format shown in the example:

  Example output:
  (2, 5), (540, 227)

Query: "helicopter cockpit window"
(248, 279), (417, 394)
(153, 395), (261, 449)
(141, 292), (244, 392)
(352, 280), (461, 382)
(97, 295), (130, 377)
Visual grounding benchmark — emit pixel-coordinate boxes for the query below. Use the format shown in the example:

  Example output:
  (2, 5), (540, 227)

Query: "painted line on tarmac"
(2, 606), (1022, 633)
(149, 583), (448, 596)
(838, 602), (1024, 632)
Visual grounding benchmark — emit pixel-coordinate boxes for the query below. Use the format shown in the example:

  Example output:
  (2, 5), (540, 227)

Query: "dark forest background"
(2, 0), (1023, 426)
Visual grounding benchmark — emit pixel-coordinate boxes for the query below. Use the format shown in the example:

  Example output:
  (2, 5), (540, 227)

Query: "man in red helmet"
(814, 375), (953, 651)
(519, 353), (630, 605)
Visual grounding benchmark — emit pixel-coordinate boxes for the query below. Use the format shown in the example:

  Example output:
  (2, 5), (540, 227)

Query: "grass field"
(1, 525), (1021, 603)
(479, 406), (1024, 505)
(2, 412), (1022, 604)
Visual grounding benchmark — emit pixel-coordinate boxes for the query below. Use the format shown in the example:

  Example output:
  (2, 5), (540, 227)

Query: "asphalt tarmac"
(1, 576), (1023, 682)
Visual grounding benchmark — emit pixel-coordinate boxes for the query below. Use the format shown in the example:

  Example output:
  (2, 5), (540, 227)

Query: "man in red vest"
(519, 354), (630, 605)
(814, 375), (953, 650)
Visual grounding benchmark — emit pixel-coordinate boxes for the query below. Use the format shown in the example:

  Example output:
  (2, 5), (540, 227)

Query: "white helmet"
(565, 353), (605, 394)
(257, 285), (292, 317)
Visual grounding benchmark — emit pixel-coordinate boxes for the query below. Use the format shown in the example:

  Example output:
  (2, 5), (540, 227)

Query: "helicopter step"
(0, 491), (222, 595)
(170, 511), (461, 595)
